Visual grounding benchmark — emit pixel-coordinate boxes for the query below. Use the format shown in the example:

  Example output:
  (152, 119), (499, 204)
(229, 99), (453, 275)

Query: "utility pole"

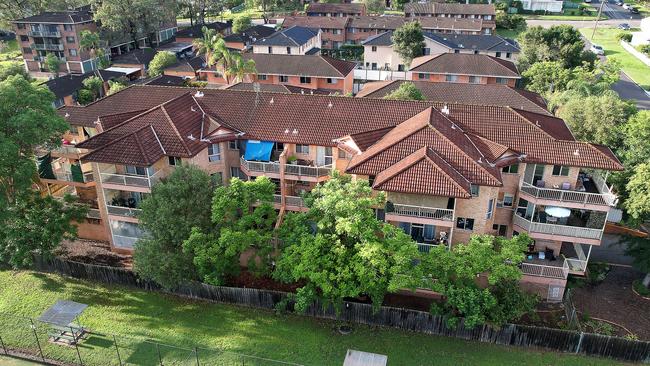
(591, 0), (606, 40)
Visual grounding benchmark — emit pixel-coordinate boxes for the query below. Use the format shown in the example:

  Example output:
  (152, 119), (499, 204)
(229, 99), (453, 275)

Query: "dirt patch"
(572, 266), (650, 340)
(55, 239), (131, 268)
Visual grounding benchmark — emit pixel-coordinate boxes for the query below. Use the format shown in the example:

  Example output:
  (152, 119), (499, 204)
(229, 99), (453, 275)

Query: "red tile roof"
(410, 53), (520, 78)
(242, 54), (356, 78)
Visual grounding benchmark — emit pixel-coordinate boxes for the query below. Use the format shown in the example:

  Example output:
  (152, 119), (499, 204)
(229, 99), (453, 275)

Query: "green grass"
(0, 356), (42, 365)
(0, 270), (633, 366)
(579, 27), (650, 90)
(496, 28), (526, 40)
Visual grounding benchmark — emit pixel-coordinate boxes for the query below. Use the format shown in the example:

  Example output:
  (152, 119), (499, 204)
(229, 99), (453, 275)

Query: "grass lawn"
(496, 28), (526, 40)
(523, 14), (605, 20)
(0, 270), (632, 366)
(0, 356), (42, 365)
(579, 27), (650, 90)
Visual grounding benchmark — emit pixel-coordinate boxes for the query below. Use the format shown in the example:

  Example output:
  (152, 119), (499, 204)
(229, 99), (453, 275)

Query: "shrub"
(639, 44), (650, 56)
(617, 32), (632, 42)
(633, 279), (650, 297)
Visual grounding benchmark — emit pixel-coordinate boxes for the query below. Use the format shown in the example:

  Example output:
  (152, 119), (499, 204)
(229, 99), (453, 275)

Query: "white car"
(590, 44), (605, 55)
(622, 3), (632, 9)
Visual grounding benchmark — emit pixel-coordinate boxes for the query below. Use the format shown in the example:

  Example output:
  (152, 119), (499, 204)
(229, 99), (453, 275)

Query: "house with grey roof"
(252, 26), (321, 55)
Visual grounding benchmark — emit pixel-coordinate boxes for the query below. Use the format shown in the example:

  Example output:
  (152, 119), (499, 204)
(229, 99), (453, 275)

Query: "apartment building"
(251, 26), (321, 55)
(361, 31), (520, 72)
(43, 68), (127, 107)
(175, 21), (232, 44)
(282, 17), (348, 49)
(223, 25), (277, 50)
(306, 3), (366, 17)
(404, 2), (496, 22)
(57, 85), (622, 300)
(13, 7), (177, 75)
(410, 53), (521, 87)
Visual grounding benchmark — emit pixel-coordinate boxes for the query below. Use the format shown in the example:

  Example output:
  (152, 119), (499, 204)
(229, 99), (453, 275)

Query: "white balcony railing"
(28, 30), (60, 37)
(521, 261), (569, 279)
(32, 43), (64, 51)
(112, 235), (139, 249)
(565, 258), (588, 272)
(100, 169), (162, 188)
(106, 205), (141, 218)
(520, 182), (615, 207)
(354, 68), (409, 81)
(390, 203), (454, 221)
(240, 157), (331, 177)
(240, 157), (280, 174)
(273, 194), (306, 208)
(513, 213), (603, 240)
(416, 242), (439, 253)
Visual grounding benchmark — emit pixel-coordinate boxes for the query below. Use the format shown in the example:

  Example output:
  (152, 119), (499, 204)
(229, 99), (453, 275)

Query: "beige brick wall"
(452, 185), (499, 245)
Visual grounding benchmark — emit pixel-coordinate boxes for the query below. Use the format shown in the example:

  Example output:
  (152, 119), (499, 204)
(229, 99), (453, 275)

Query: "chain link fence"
(0, 312), (302, 366)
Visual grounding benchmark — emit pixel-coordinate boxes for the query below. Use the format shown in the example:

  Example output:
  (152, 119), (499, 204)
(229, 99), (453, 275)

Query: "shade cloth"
(244, 140), (274, 161)
(38, 300), (87, 327)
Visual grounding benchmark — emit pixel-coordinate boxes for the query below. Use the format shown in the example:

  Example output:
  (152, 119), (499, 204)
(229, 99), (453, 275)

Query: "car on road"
(615, 0), (624, 5)
(622, 3), (631, 9)
(590, 44), (605, 55)
(629, 7), (639, 13)
(618, 23), (631, 30)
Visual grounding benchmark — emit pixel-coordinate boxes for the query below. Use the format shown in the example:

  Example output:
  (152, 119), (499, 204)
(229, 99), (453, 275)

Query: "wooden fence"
(32, 256), (650, 364)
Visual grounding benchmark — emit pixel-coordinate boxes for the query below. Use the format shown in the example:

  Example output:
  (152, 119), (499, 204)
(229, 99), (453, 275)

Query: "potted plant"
(286, 155), (298, 164)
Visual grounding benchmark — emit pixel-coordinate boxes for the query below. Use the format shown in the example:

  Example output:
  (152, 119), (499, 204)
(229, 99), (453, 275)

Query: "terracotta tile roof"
(225, 82), (335, 95)
(283, 16), (350, 29)
(65, 86), (623, 172)
(405, 2), (495, 16)
(355, 81), (549, 115)
(410, 53), (520, 78)
(307, 3), (365, 14)
(242, 54), (356, 78)
(374, 147), (472, 197)
(98, 109), (149, 130)
(348, 16), (484, 32)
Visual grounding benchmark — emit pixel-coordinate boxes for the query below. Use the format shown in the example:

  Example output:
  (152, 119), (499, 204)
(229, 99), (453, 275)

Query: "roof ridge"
(423, 148), (473, 195)
(374, 146), (427, 186)
(132, 126), (152, 165)
(83, 124), (153, 165)
(508, 107), (560, 140)
(160, 102), (193, 156)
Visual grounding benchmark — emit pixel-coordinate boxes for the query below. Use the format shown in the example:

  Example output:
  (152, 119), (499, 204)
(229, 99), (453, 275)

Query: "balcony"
(513, 213), (604, 244)
(32, 43), (64, 51)
(240, 157), (332, 180)
(520, 260), (569, 280)
(28, 30), (61, 37)
(520, 171), (616, 210)
(386, 203), (454, 227)
(415, 242), (440, 253)
(99, 169), (163, 189)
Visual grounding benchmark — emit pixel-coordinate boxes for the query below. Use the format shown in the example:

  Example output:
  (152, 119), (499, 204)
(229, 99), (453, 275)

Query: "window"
(326, 78), (335, 84)
(229, 140), (240, 150)
(296, 144), (309, 154)
(368, 175), (375, 187)
(230, 167), (246, 180)
(418, 73), (427, 80)
(454, 49), (460, 53)
(470, 184), (479, 197)
(503, 194), (514, 207)
(66, 36), (75, 43)
(267, 46), (272, 54)
(398, 64), (405, 71)
(473, 50), (479, 54)
(286, 47), (291, 54)
(279, 75), (288, 83)
(23, 47), (32, 54)
(17, 23), (25, 29)
(333, 29), (341, 35)
(552, 165), (570, 176)
(492, 224), (508, 236)
(63, 24), (72, 31)
(422, 47), (430, 55)
(69, 48), (77, 56)
(168, 156), (181, 166)
(487, 199), (494, 219)
(20, 35), (28, 42)
(338, 149), (348, 158)
(300, 76), (311, 84)
(371, 46), (377, 52)
(496, 78), (508, 84)
(501, 163), (519, 174)
(468, 76), (481, 84)
(323, 146), (333, 165)
(456, 217), (475, 231)
(257, 74), (267, 80)
(506, 52), (511, 59)
(495, 52), (501, 58)
(371, 62), (377, 70)
(445, 74), (459, 82)
(207, 144), (221, 162)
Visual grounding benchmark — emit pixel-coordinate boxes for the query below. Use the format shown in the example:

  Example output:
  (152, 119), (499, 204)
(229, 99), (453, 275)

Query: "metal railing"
(390, 203), (454, 221)
(112, 235), (140, 249)
(416, 242), (439, 253)
(240, 157), (280, 174)
(512, 214), (603, 240)
(520, 260), (569, 279)
(28, 30), (60, 37)
(520, 182), (614, 207)
(32, 43), (64, 51)
(100, 170), (162, 188)
(49, 170), (94, 183)
(565, 258), (588, 272)
(273, 194), (306, 208)
(106, 205), (141, 218)
(241, 157), (331, 177)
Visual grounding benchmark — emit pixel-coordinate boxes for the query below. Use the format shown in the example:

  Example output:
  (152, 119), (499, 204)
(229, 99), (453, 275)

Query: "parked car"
(622, 3), (631, 9)
(615, 0), (624, 5)
(629, 7), (640, 13)
(618, 23), (631, 30)
(590, 44), (605, 55)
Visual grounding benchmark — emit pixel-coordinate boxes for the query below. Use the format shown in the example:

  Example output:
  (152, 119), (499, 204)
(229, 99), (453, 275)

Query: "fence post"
(0, 334), (7, 354)
(29, 318), (46, 363)
(156, 343), (163, 366)
(113, 335), (123, 366)
(194, 347), (199, 366)
(71, 326), (83, 365)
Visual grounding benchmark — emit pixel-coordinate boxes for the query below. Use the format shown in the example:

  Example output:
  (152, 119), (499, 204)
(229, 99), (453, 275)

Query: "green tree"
(625, 163), (650, 221)
(274, 173), (421, 312)
(495, 12), (526, 32)
(522, 61), (573, 95)
(107, 79), (128, 95)
(224, 53), (257, 83)
(76, 89), (94, 105)
(517, 25), (592, 70)
(0, 75), (85, 267)
(82, 76), (104, 100)
(45, 53), (61, 76)
(0, 0), (85, 28)
(0, 63), (30, 82)
(79, 30), (109, 69)
(622, 235), (650, 289)
(421, 234), (533, 328)
(193, 26), (221, 63)
(133, 165), (214, 289)
(232, 15), (252, 33)
(364, 0), (384, 14)
(392, 21), (425, 67)
(622, 111), (650, 168)
(148, 51), (178, 77)
(183, 177), (277, 285)
(383, 82), (425, 101)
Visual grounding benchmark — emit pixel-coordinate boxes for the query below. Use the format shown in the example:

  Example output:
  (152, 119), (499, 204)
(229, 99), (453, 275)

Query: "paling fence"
(0, 312), (302, 366)
(563, 288), (582, 331)
(12, 256), (650, 364)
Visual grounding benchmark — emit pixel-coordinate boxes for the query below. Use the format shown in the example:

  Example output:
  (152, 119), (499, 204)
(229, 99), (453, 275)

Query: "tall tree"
(224, 53), (256, 83)
(622, 235), (650, 289)
(383, 82), (425, 101)
(79, 30), (109, 69)
(517, 25), (593, 70)
(232, 15), (252, 33)
(133, 164), (214, 289)
(0, 75), (86, 267)
(622, 111), (650, 168)
(364, 0), (384, 14)
(183, 177), (277, 285)
(392, 21), (425, 68)
(45, 53), (61, 76)
(193, 26), (221, 61)
(148, 51), (178, 77)
(625, 163), (650, 221)
(522, 61), (573, 95)
(0, 0), (85, 28)
(274, 173), (421, 312)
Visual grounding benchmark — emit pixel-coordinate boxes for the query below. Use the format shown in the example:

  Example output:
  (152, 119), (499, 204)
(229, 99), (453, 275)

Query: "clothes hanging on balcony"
(243, 140), (274, 162)
(70, 162), (84, 183)
(37, 153), (56, 179)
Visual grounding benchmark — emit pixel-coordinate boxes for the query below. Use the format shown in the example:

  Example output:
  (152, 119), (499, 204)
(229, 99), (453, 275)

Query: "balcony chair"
(545, 248), (556, 261)
(535, 180), (546, 188)
(561, 182), (571, 190)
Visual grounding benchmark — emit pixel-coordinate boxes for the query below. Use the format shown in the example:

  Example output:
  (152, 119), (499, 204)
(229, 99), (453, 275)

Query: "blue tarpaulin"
(244, 140), (274, 161)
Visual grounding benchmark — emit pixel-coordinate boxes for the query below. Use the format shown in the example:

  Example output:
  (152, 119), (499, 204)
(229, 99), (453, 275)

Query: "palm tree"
(226, 54), (257, 83)
(192, 26), (221, 64)
(210, 38), (236, 83)
(80, 30), (108, 69)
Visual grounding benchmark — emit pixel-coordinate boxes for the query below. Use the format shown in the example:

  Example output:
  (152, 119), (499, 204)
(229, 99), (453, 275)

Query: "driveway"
(590, 234), (635, 265)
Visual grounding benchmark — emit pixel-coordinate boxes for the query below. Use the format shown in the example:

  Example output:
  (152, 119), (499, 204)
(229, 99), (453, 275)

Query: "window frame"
(279, 75), (289, 83)
(295, 144), (310, 154)
(503, 194), (514, 207)
(168, 156), (181, 166)
(501, 163), (519, 174)
(470, 184), (480, 197)
(299, 76), (312, 84)
(207, 143), (221, 162)
(552, 165), (570, 176)
(228, 140), (240, 150)
(487, 199), (494, 219)
(446, 74), (459, 82)
(456, 217), (475, 231)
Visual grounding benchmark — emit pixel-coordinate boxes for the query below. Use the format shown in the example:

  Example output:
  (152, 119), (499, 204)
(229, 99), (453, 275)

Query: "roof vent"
(310, 90), (314, 95)
(441, 105), (450, 115)
(187, 134), (196, 140)
(191, 106), (197, 112)
(573, 149), (580, 156)
(194, 91), (204, 98)
(64, 112), (70, 118)
(535, 120), (541, 127)
(477, 157), (483, 164)
(284, 128), (290, 134)
(292, 129), (298, 134)
(328, 101), (333, 108)
(301, 90), (305, 94)
(270, 97), (274, 104)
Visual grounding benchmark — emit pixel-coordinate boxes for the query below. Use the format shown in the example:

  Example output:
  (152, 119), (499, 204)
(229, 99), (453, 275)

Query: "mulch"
(572, 266), (650, 340)
(55, 239), (131, 268)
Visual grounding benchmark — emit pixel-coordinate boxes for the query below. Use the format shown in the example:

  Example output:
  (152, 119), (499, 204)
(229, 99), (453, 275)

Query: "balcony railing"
(520, 260), (569, 279)
(273, 194), (306, 208)
(520, 182), (615, 207)
(416, 242), (439, 253)
(513, 214), (603, 240)
(32, 43), (64, 51)
(112, 235), (139, 249)
(240, 157), (332, 177)
(106, 205), (141, 218)
(28, 30), (60, 37)
(100, 170), (162, 188)
(390, 203), (454, 221)
(565, 258), (588, 272)
(49, 170), (94, 183)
